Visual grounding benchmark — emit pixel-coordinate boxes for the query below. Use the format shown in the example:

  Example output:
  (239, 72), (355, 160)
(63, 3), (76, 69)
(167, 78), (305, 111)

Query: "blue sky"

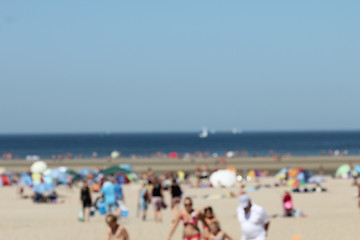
(0, 1), (359, 133)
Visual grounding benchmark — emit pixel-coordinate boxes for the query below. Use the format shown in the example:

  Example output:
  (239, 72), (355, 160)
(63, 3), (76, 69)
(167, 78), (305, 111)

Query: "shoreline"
(1, 155), (360, 174)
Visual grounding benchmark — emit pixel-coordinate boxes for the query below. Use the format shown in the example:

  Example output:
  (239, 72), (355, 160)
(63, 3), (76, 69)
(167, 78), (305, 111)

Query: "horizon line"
(1, 129), (360, 135)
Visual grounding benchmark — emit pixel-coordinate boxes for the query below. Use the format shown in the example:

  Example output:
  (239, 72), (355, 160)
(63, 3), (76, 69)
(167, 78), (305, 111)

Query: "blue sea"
(1, 131), (360, 159)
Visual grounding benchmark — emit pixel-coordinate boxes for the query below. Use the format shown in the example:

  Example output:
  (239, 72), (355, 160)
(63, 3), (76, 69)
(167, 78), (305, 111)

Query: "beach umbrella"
(43, 169), (51, 176)
(47, 168), (67, 184)
(100, 166), (131, 175)
(33, 183), (55, 194)
(288, 168), (301, 178)
(209, 169), (236, 188)
(78, 168), (93, 176)
(50, 169), (63, 179)
(1, 174), (11, 186)
(276, 167), (290, 179)
(111, 151), (120, 159)
(247, 170), (260, 180)
(352, 165), (360, 174)
(351, 165), (360, 178)
(58, 166), (68, 173)
(30, 161), (47, 173)
(114, 172), (130, 184)
(19, 173), (33, 186)
(296, 169), (313, 181)
(169, 152), (178, 158)
(66, 169), (80, 178)
(288, 179), (299, 187)
(119, 164), (133, 172)
(335, 164), (351, 177)
(308, 176), (325, 184)
(43, 175), (53, 184)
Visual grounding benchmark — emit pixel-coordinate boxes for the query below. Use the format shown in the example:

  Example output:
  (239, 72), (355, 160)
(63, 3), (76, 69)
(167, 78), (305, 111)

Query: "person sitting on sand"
(167, 197), (208, 240)
(47, 190), (58, 203)
(32, 192), (45, 203)
(105, 214), (129, 240)
(208, 222), (233, 240)
(282, 191), (293, 217)
(202, 207), (219, 240)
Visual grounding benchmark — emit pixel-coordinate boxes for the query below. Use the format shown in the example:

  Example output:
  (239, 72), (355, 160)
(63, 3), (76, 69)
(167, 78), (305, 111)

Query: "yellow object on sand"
(177, 171), (185, 180)
(292, 235), (301, 240)
(32, 173), (41, 184)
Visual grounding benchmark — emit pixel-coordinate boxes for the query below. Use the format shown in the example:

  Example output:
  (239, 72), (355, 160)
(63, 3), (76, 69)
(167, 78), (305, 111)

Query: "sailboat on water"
(199, 127), (208, 138)
(232, 128), (243, 135)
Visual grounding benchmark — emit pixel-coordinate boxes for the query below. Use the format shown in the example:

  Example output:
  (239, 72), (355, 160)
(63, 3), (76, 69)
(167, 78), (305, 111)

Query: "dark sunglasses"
(184, 203), (192, 207)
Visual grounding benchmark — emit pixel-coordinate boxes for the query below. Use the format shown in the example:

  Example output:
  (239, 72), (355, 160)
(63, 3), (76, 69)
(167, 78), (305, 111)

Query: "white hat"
(239, 194), (251, 208)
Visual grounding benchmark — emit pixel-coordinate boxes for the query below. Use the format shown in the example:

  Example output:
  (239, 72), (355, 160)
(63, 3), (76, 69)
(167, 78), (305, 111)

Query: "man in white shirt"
(236, 194), (270, 240)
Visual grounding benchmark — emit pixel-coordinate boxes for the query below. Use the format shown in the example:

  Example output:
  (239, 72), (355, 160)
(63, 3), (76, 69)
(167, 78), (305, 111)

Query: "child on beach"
(105, 214), (129, 240)
(202, 207), (219, 240)
(208, 222), (233, 240)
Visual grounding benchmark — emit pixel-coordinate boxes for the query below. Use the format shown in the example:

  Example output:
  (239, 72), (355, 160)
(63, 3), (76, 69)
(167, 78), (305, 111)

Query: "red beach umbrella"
(169, 152), (178, 158)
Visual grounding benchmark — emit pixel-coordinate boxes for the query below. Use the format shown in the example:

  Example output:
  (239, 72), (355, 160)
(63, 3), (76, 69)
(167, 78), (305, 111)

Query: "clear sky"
(0, 1), (359, 133)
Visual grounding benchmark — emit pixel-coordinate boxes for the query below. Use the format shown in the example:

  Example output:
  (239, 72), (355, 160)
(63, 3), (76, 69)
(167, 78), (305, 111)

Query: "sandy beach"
(2, 155), (360, 174)
(1, 175), (359, 240)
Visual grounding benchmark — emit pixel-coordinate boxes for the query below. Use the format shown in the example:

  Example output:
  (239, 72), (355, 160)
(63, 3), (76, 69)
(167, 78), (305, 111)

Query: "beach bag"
(98, 202), (107, 215)
(120, 204), (129, 218)
(78, 208), (84, 222)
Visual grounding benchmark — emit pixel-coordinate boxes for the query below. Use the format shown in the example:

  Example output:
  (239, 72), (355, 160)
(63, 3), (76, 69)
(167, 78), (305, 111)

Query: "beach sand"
(2, 155), (360, 174)
(1, 177), (359, 240)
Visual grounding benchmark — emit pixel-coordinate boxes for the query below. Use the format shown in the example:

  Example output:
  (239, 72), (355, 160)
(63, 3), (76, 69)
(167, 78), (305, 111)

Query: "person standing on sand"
(167, 197), (209, 240)
(102, 178), (118, 215)
(169, 178), (183, 221)
(105, 214), (129, 240)
(80, 181), (92, 222)
(138, 182), (150, 221)
(150, 178), (166, 222)
(236, 195), (270, 240)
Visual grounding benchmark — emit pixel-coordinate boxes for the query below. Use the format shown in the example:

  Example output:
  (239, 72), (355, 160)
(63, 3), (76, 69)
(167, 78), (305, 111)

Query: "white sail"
(199, 127), (208, 138)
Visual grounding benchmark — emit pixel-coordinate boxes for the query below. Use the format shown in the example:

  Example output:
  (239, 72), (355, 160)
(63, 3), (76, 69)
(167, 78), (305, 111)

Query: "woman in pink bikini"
(167, 197), (208, 240)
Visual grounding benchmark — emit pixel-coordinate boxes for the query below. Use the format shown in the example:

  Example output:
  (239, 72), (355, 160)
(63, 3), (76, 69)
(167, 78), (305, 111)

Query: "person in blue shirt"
(101, 178), (118, 214)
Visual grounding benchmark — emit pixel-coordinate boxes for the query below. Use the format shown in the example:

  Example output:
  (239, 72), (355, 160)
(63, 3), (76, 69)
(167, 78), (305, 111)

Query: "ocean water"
(0, 131), (360, 159)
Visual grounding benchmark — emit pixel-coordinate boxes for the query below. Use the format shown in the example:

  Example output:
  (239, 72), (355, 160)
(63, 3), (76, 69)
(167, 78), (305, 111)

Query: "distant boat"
(232, 128), (243, 135)
(199, 127), (209, 138)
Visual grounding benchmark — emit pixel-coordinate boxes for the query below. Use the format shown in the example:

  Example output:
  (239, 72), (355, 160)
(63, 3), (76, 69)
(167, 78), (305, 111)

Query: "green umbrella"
(66, 169), (81, 179)
(335, 164), (351, 176)
(100, 166), (131, 175)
